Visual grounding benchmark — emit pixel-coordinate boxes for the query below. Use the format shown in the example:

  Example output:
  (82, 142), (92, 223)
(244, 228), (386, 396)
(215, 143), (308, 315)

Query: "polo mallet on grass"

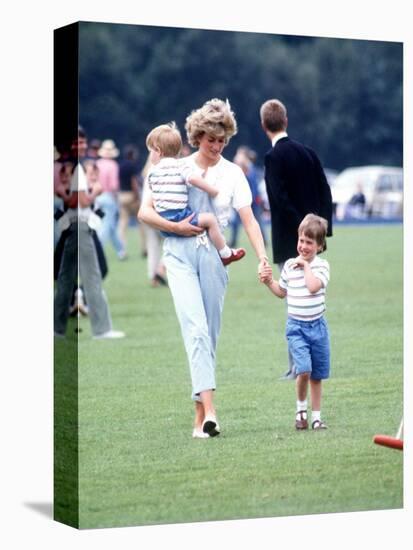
(373, 418), (403, 451)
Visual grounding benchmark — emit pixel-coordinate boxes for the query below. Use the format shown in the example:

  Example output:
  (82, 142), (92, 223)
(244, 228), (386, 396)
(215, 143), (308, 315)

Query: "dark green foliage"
(77, 22), (402, 170)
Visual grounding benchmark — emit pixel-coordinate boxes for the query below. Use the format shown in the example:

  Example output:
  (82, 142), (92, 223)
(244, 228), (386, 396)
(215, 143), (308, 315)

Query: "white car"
(331, 165), (403, 220)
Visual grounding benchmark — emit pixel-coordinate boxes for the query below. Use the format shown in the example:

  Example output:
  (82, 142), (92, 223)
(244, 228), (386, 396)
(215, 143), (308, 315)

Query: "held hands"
(175, 213), (204, 237)
(258, 259), (272, 285)
(257, 258), (287, 298)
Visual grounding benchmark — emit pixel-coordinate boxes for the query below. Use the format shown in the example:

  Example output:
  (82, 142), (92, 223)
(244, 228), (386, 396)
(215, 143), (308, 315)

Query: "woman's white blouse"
(185, 153), (252, 228)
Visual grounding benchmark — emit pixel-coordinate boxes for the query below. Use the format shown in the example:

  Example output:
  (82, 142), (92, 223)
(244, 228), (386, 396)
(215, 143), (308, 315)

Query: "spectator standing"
(95, 139), (126, 260)
(54, 162), (72, 248)
(87, 138), (101, 160)
(118, 144), (143, 258)
(54, 128), (125, 339)
(229, 146), (268, 248)
(347, 182), (366, 219)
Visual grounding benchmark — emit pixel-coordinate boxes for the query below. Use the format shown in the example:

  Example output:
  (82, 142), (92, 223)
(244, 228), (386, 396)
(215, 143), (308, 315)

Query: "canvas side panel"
(53, 21), (80, 529)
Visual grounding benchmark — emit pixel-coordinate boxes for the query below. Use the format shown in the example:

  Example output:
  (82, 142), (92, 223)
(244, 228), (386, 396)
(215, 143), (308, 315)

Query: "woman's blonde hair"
(145, 122), (182, 158)
(185, 98), (237, 147)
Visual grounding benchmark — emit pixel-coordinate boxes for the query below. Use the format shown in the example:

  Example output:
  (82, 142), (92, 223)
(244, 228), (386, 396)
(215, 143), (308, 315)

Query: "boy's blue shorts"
(286, 316), (330, 380)
(160, 207), (200, 238)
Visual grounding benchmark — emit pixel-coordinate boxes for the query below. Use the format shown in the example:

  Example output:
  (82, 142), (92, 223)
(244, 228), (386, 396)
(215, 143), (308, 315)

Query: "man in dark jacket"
(260, 99), (333, 378)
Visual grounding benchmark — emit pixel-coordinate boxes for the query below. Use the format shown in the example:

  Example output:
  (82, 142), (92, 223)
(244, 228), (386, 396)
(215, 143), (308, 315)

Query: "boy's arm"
(188, 174), (219, 197)
(265, 278), (287, 298)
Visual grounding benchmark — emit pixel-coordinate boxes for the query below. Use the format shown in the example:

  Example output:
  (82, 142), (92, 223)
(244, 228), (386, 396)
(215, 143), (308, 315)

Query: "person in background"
(54, 127), (125, 340)
(95, 139), (126, 260)
(260, 98), (333, 380)
(55, 159), (109, 318)
(118, 144), (143, 258)
(347, 182), (366, 219)
(83, 159), (109, 280)
(54, 162), (73, 248)
(54, 146), (72, 238)
(87, 138), (101, 160)
(229, 146), (268, 249)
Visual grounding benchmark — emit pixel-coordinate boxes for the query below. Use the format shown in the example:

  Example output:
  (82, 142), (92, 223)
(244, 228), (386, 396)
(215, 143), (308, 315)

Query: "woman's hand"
(174, 213), (204, 237)
(258, 260), (272, 284)
(139, 190), (203, 236)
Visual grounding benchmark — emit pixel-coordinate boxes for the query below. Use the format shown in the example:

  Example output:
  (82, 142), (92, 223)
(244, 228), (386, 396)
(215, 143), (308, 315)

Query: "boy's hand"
(258, 264), (273, 284)
(292, 256), (307, 269)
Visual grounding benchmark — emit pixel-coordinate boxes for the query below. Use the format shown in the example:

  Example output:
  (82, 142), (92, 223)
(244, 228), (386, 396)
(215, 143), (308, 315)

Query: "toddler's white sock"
(219, 245), (232, 259)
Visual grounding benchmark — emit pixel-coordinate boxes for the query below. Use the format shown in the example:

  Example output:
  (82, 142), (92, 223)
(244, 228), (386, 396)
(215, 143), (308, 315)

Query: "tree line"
(77, 22), (403, 171)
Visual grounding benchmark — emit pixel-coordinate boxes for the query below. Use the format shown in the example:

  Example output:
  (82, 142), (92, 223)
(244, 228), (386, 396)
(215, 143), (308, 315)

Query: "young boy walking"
(260, 214), (331, 430)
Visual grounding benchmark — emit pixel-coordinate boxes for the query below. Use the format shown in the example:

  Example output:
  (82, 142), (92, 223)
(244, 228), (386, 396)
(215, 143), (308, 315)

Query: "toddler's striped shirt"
(148, 157), (192, 213)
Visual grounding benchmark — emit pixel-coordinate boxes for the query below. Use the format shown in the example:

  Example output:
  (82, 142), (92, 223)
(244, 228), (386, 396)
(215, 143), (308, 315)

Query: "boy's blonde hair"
(298, 214), (328, 249)
(185, 98), (237, 147)
(146, 122), (182, 158)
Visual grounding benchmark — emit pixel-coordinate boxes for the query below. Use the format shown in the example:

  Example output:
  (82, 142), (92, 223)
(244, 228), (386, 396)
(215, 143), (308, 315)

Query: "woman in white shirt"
(139, 99), (269, 438)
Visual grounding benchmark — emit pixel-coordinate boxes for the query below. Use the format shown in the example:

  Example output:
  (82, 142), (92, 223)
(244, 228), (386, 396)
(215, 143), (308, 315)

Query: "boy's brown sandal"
(295, 410), (308, 430)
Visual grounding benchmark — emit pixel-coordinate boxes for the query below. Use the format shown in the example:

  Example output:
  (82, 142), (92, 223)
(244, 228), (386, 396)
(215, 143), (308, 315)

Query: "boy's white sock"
(219, 245), (232, 259)
(296, 400), (307, 413)
(312, 411), (321, 423)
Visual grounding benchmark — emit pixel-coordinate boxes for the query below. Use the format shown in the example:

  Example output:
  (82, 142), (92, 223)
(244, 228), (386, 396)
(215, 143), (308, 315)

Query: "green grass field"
(55, 223), (403, 529)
